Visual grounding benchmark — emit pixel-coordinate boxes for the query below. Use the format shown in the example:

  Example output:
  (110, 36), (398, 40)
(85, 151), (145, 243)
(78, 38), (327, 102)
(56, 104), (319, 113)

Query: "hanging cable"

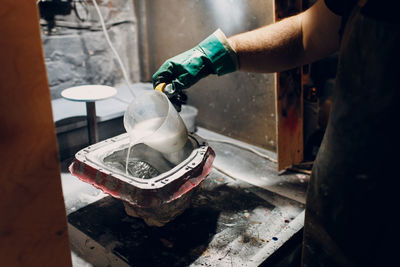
(91, 0), (136, 98)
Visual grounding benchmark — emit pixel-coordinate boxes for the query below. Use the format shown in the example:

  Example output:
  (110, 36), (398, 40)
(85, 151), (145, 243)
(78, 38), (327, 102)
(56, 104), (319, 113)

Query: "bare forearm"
(228, 0), (341, 73)
(228, 16), (304, 73)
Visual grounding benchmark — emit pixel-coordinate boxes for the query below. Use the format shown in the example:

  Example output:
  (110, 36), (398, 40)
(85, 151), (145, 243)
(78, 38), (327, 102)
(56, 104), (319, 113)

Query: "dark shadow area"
(303, 53), (338, 162)
(60, 156), (75, 173)
(68, 178), (275, 267)
(260, 229), (303, 267)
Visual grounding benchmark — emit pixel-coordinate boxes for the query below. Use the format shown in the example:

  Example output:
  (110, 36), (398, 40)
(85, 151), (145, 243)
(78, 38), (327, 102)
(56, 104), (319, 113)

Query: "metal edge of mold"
(69, 133), (214, 193)
(68, 145), (216, 208)
(78, 133), (209, 188)
(159, 146), (216, 205)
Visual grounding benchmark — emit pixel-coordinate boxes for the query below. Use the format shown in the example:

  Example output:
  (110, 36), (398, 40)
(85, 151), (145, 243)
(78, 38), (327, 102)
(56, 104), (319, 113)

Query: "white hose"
(91, 0), (136, 98)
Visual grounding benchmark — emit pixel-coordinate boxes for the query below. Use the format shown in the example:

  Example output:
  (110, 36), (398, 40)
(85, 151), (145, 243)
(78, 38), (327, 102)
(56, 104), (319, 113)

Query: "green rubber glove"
(152, 29), (238, 110)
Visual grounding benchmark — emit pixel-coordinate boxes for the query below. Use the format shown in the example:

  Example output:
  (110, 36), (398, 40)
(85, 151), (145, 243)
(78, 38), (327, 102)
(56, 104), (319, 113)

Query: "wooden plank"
(0, 1), (72, 266)
(275, 0), (304, 171)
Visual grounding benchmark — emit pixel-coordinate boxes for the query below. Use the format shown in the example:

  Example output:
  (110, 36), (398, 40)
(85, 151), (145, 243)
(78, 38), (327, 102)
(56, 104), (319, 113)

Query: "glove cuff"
(199, 29), (239, 76)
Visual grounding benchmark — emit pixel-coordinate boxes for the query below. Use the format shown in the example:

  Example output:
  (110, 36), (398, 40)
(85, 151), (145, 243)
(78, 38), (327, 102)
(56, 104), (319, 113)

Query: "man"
(153, 0), (399, 266)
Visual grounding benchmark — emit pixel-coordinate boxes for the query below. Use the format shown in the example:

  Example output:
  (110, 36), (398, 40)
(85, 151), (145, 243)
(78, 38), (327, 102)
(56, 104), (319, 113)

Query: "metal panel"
(135, 0), (277, 151)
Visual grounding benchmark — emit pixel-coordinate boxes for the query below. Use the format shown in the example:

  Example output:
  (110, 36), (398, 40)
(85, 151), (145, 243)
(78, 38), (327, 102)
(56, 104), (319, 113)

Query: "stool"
(61, 85), (117, 144)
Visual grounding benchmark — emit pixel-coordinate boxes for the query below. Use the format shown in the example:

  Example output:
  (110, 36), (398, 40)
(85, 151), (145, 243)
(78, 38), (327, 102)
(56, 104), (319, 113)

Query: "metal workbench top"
(63, 127), (309, 267)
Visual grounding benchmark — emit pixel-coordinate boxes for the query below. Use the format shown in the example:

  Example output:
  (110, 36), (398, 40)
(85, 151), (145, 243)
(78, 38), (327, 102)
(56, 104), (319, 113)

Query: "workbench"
(62, 128), (309, 267)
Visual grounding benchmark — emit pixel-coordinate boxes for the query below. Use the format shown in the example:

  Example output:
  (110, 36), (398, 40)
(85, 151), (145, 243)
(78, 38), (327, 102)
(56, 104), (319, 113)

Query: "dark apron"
(302, 6), (400, 267)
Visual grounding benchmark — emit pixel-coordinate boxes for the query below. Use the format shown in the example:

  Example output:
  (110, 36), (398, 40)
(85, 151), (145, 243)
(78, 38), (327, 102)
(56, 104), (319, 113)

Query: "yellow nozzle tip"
(155, 83), (166, 92)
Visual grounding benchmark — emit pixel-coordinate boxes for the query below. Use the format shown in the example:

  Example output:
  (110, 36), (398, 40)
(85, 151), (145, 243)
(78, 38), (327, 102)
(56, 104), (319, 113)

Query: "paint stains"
(278, 69), (302, 135)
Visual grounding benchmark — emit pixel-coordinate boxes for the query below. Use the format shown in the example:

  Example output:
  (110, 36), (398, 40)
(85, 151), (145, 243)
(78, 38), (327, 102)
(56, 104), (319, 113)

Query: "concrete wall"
(40, 0), (140, 100)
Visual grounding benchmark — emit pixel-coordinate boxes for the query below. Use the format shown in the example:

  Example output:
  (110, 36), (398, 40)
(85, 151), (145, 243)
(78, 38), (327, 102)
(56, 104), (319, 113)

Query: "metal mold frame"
(69, 133), (215, 208)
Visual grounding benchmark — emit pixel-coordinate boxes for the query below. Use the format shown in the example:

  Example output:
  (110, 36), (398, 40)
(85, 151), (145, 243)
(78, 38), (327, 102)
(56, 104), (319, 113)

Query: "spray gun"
(155, 83), (174, 95)
(154, 83), (187, 112)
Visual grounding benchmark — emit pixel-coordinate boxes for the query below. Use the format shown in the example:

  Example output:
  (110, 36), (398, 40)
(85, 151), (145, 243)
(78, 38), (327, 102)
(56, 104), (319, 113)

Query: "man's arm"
(152, 0), (342, 109)
(228, 0), (341, 73)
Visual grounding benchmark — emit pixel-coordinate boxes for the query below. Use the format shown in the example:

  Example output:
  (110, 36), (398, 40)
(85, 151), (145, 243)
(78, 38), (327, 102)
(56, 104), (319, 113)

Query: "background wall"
(40, 0), (140, 100)
(40, 0), (278, 153)
(135, 0), (277, 151)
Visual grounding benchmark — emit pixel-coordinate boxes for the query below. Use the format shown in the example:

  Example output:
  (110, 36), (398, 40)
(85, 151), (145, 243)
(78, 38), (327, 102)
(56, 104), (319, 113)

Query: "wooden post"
(275, 0), (304, 171)
(0, 1), (72, 266)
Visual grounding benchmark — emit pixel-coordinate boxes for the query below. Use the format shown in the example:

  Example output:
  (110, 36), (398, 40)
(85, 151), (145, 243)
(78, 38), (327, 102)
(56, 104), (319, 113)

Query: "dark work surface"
(68, 177), (276, 267)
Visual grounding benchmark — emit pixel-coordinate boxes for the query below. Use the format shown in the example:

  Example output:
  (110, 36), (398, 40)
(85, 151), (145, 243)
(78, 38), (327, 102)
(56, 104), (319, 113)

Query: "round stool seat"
(61, 85), (117, 102)
(61, 85), (117, 145)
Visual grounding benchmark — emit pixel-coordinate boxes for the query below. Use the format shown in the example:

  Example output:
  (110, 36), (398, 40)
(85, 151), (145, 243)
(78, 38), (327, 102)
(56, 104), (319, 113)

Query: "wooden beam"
(0, 1), (72, 266)
(275, 0), (304, 171)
